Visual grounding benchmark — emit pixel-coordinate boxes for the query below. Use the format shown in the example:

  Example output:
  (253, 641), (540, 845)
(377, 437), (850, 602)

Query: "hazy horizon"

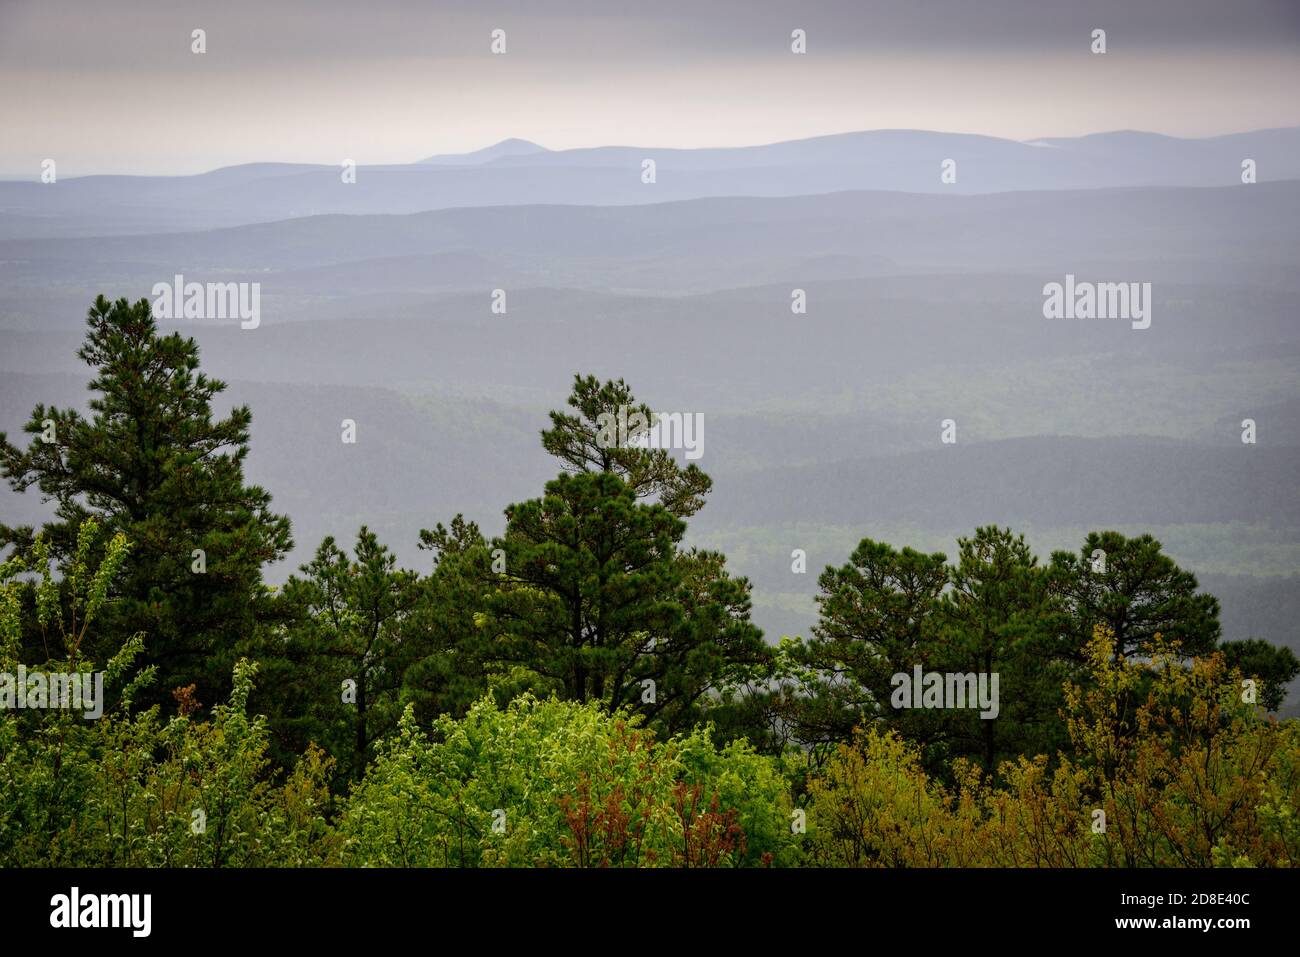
(2, 0), (1298, 176)
(6, 123), (1300, 180)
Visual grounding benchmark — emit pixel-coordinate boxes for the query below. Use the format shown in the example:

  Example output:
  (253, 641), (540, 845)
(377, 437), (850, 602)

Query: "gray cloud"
(1, 0), (1297, 174)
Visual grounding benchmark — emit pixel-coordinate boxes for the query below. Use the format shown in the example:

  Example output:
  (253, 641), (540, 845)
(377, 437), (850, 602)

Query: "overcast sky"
(2, 0), (1298, 176)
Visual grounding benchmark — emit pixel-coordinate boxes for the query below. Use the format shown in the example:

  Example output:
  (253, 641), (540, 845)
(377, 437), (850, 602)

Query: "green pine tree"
(0, 295), (292, 708)
(1049, 530), (1221, 659)
(454, 375), (770, 737)
(272, 528), (423, 781)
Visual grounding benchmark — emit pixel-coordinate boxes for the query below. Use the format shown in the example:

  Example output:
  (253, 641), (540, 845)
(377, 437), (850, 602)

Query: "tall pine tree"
(456, 375), (770, 737)
(0, 295), (291, 708)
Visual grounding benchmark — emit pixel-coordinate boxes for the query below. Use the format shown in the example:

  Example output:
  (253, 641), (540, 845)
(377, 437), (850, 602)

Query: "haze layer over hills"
(2, 126), (1297, 709)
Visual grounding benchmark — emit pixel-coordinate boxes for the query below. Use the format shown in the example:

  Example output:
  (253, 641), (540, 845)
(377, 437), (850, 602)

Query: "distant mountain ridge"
(2, 126), (1298, 239)
(418, 138), (549, 165)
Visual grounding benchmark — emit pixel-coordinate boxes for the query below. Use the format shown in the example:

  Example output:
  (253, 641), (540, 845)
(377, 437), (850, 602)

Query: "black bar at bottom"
(0, 867), (1282, 943)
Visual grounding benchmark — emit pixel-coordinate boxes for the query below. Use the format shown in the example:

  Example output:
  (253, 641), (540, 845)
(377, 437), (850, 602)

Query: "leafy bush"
(0, 521), (335, 867)
(803, 627), (1300, 867)
(337, 693), (799, 867)
(4, 522), (1295, 869)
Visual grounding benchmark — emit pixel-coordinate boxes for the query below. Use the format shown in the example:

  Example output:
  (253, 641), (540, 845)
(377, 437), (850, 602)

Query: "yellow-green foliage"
(804, 627), (1300, 867)
(0, 522), (336, 868)
(4, 527), (1295, 868)
(0, 659), (337, 868)
(336, 694), (800, 867)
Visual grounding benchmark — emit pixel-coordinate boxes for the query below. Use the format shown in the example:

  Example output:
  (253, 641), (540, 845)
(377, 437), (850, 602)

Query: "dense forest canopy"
(0, 296), (1296, 867)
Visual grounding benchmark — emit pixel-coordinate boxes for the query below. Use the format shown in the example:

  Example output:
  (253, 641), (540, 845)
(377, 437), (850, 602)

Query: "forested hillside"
(1, 298), (1296, 867)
